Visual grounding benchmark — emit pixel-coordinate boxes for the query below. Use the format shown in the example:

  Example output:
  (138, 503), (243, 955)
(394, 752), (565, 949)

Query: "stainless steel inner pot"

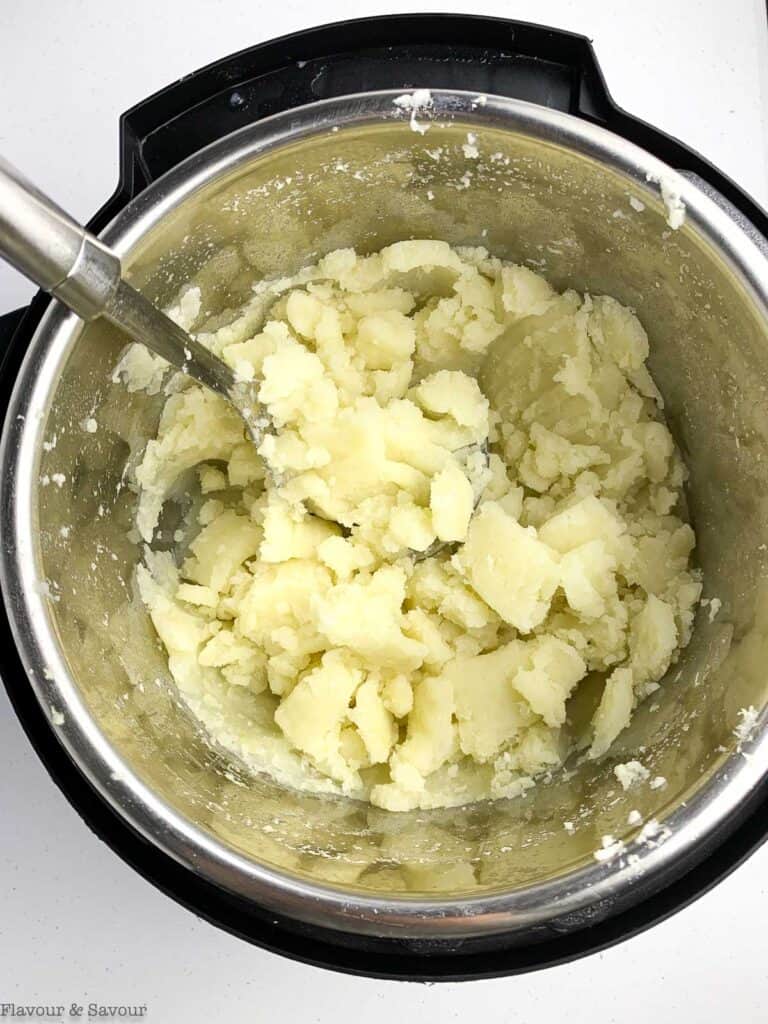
(3, 90), (768, 943)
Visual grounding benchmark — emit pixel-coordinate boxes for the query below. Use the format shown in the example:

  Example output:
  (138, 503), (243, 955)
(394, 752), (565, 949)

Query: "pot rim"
(2, 88), (768, 940)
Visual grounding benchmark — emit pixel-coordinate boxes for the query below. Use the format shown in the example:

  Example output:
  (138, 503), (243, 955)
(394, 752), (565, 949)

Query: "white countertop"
(2, 1), (768, 1020)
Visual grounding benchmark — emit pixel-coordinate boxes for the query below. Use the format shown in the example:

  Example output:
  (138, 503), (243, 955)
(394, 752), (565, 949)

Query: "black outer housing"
(2, 15), (768, 980)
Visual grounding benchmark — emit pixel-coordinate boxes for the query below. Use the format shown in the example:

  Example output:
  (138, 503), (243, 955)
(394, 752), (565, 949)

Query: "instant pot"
(2, 15), (768, 980)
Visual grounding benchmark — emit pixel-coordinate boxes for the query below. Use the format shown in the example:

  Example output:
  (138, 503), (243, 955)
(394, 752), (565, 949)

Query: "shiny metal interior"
(3, 91), (768, 943)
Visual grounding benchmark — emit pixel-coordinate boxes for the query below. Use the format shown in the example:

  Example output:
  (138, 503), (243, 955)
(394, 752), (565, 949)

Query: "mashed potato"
(127, 241), (701, 811)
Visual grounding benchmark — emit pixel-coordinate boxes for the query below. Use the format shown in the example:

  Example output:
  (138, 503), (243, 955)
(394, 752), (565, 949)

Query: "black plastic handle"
(0, 307), (25, 348)
(0, 297), (51, 382)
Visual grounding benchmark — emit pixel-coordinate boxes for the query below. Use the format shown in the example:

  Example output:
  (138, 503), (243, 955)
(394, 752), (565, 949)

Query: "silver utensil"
(0, 156), (270, 449)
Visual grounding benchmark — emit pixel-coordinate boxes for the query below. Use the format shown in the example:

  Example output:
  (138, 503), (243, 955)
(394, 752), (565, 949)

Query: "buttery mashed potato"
(125, 240), (701, 812)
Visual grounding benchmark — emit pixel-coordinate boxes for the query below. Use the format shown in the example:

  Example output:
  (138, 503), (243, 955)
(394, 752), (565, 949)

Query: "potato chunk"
(313, 567), (427, 670)
(589, 667), (634, 758)
(275, 651), (363, 786)
(447, 643), (533, 761)
(430, 460), (475, 543)
(459, 502), (560, 631)
(348, 676), (398, 764)
(184, 511), (262, 593)
(511, 637), (586, 727)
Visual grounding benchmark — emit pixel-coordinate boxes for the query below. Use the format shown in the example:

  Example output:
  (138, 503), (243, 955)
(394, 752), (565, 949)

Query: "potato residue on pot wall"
(120, 240), (702, 812)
